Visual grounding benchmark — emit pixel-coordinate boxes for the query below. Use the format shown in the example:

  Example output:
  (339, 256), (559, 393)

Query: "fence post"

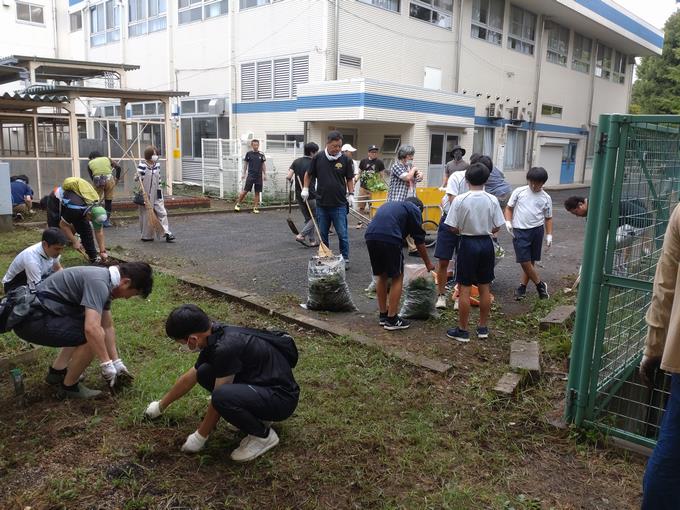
(201, 138), (205, 195)
(218, 138), (224, 199)
(566, 114), (620, 425)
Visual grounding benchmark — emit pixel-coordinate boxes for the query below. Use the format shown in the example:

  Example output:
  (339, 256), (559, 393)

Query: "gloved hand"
(505, 221), (514, 237)
(181, 430), (208, 453)
(347, 194), (355, 207)
(438, 186), (447, 192)
(100, 360), (117, 388)
(113, 358), (134, 386)
(144, 400), (163, 419)
(546, 234), (553, 247)
(300, 187), (309, 201)
(639, 355), (662, 388)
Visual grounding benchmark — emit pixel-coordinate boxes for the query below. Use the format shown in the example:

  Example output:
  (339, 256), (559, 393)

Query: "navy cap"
(368, 145), (379, 151)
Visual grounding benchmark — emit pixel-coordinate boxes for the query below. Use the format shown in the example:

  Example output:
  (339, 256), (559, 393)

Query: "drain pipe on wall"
(527, 15), (545, 168)
(581, 40), (598, 184)
(454, 0), (464, 92)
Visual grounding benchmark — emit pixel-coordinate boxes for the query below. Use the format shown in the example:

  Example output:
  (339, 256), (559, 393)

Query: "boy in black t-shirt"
(357, 145), (386, 216)
(235, 139), (267, 213)
(286, 142), (320, 246)
(145, 304), (300, 463)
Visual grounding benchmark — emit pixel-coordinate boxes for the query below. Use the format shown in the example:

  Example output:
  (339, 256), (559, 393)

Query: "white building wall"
(0, 0), (57, 60)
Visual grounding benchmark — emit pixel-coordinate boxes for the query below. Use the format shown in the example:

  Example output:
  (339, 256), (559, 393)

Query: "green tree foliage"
(632, 11), (680, 114)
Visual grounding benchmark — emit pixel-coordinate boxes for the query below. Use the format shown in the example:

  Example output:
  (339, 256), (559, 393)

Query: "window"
(409, 0), (452, 29)
(507, 5), (535, 55)
(241, 56), (308, 101)
(357, 0), (399, 13)
(471, 0), (504, 45)
(128, 101), (164, 116)
(546, 23), (569, 66)
(180, 116), (229, 158)
(595, 43), (612, 79)
(129, 0), (167, 37)
(473, 127), (494, 156)
(90, 0), (120, 46)
(541, 104), (563, 119)
(572, 33), (592, 73)
(16, 2), (44, 24)
(240, 0), (281, 9)
(1, 119), (36, 157)
(613, 51), (627, 84)
(178, 0), (227, 24)
(586, 124), (597, 166)
(70, 12), (82, 31)
(504, 128), (526, 169)
(266, 134), (304, 152)
(381, 136), (401, 153)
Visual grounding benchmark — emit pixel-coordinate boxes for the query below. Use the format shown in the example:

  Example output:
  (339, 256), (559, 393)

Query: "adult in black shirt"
(235, 139), (267, 213)
(287, 142), (320, 247)
(145, 304), (300, 463)
(302, 131), (355, 268)
(357, 145), (386, 214)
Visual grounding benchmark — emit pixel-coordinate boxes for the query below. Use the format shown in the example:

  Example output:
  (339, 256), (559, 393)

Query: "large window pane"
(193, 117), (217, 158)
(429, 134), (444, 165)
(357, 0), (399, 13)
(546, 23), (569, 66)
(181, 118), (193, 158)
(471, 0), (503, 45)
(16, 2), (30, 21)
(30, 5), (44, 23)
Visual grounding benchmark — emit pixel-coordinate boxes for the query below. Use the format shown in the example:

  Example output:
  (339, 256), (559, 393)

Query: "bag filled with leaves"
(399, 264), (437, 320)
(305, 255), (357, 312)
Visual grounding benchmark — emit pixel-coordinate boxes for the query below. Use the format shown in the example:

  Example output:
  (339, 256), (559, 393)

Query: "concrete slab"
(540, 305), (576, 331)
(510, 341), (541, 374)
(494, 372), (523, 395)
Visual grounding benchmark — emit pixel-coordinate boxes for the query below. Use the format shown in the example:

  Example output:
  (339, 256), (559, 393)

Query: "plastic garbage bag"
(305, 255), (357, 312)
(399, 264), (437, 320)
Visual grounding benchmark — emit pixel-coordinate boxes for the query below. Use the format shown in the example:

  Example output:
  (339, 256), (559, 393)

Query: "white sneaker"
(435, 294), (447, 309)
(230, 428), (279, 462)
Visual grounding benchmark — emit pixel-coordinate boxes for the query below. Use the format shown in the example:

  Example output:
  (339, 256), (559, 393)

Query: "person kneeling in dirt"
(12, 262), (153, 398)
(365, 196), (435, 331)
(144, 304), (300, 462)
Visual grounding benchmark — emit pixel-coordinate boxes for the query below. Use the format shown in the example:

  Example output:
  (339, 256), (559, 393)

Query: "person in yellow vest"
(45, 177), (109, 263)
(87, 152), (121, 228)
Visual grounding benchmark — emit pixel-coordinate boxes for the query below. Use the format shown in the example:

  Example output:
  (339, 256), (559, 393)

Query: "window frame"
(357, 0), (400, 14)
(239, 0), (283, 10)
(546, 22), (569, 67)
(128, 0), (167, 37)
(178, 0), (227, 25)
(471, 0), (504, 46)
(504, 128), (527, 170)
(69, 11), (83, 31)
(507, 4), (536, 56)
(572, 33), (592, 74)
(409, 0), (453, 30)
(90, 0), (120, 47)
(595, 43), (613, 80)
(612, 51), (627, 84)
(540, 104), (563, 119)
(265, 133), (304, 152)
(16, 1), (44, 25)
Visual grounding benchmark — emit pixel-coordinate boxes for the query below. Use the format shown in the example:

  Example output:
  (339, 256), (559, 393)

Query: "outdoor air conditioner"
(510, 107), (520, 120)
(486, 103), (502, 119)
(209, 98), (227, 116)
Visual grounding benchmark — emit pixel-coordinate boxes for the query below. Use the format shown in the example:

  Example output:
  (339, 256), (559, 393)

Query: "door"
(427, 132), (459, 186)
(560, 140), (578, 184)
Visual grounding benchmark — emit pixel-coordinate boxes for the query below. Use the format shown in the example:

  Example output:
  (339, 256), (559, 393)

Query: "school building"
(0, 0), (663, 187)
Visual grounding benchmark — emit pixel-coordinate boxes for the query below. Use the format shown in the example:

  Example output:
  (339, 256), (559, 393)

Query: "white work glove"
(113, 358), (134, 385)
(438, 186), (447, 192)
(144, 401), (163, 419)
(505, 221), (514, 237)
(181, 430), (208, 453)
(347, 193), (355, 207)
(300, 187), (310, 201)
(546, 234), (553, 247)
(100, 360), (117, 388)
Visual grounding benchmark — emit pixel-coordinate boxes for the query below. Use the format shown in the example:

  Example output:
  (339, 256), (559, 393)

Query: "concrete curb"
(109, 249), (452, 374)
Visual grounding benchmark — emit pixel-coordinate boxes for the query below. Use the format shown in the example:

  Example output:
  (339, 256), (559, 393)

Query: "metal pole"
(218, 138), (224, 199)
(67, 99), (79, 178)
(31, 114), (42, 198)
(201, 138), (205, 195)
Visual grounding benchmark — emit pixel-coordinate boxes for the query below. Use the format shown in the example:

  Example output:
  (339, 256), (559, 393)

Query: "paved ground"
(107, 189), (586, 362)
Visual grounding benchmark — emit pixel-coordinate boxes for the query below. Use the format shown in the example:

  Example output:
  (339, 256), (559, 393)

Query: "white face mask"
(151, 154), (159, 162)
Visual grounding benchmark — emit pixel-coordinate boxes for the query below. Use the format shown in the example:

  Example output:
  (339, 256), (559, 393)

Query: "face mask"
(454, 152), (462, 161)
(325, 148), (341, 161)
(151, 154), (159, 162)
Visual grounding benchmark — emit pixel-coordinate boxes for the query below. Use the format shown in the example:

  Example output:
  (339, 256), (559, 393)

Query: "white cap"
(341, 143), (357, 152)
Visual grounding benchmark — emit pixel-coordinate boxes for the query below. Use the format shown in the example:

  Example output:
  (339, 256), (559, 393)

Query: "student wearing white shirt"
(444, 164), (505, 343)
(504, 167), (553, 301)
(2, 228), (66, 293)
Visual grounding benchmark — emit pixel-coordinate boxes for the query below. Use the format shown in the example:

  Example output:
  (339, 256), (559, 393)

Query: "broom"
(296, 176), (333, 258)
(138, 180), (165, 238)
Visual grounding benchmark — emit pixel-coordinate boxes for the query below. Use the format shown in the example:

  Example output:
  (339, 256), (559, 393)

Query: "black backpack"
(218, 325), (299, 368)
(0, 286), (39, 333)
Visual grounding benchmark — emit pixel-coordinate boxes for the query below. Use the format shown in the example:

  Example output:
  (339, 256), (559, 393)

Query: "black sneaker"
(379, 312), (388, 326)
(514, 284), (527, 301)
(536, 281), (549, 299)
(476, 326), (489, 339)
(165, 233), (176, 243)
(446, 327), (470, 343)
(384, 315), (411, 331)
(45, 367), (67, 386)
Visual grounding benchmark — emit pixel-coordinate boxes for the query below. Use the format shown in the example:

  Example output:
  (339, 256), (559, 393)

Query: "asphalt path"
(107, 188), (586, 319)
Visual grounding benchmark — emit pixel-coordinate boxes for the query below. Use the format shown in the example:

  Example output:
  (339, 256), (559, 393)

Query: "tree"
(631, 11), (680, 114)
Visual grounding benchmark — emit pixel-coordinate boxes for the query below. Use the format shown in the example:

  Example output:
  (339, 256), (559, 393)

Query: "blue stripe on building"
(474, 116), (587, 135)
(68, 0), (83, 5)
(574, 0), (663, 49)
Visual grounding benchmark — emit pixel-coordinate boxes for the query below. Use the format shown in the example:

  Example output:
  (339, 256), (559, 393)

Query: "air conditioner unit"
(510, 107), (520, 120)
(209, 98), (227, 116)
(486, 103), (502, 119)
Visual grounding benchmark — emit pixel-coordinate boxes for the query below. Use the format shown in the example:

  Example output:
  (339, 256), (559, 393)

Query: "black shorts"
(434, 225), (459, 261)
(367, 240), (404, 278)
(14, 312), (86, 348)
(244, 175), (263, 193)
(513, 225), (544, 263)
(456, 235), (495, 286)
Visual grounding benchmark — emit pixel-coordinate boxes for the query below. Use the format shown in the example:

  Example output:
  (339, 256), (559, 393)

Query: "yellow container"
(369, 190), (387, 218)
(368, 187), (445, 224)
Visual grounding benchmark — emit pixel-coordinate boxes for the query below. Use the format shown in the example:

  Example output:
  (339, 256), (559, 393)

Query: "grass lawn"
(0, 228), (645, 509)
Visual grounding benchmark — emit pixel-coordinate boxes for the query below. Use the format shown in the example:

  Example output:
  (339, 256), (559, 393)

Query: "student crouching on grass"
(364, 197), (435, 331)
(2, 227), (66, 293)
(444, 163), (505, 343)
(144, 304), (300, 462)
(504, 167), (553, 301)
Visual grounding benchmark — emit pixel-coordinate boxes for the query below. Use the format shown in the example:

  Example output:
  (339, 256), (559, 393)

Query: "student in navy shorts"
(443, 163), (505, 342)
(504, 167), (553, 300)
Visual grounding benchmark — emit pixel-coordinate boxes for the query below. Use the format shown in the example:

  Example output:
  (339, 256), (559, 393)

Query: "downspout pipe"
(527, 15), (545, 168)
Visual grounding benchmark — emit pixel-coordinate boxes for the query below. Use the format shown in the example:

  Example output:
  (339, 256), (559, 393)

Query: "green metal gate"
(566, 114), (680, 448)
